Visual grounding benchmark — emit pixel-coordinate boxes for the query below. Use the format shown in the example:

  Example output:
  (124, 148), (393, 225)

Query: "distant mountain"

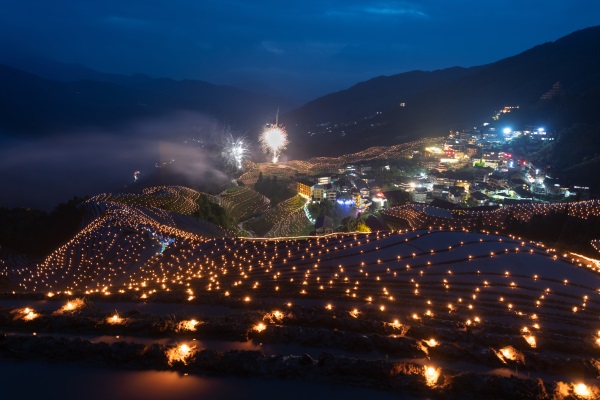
(284, 26), (600, 158)
(0, 55), (127, 83)
(285, 66), (479, 126)
(0, 64), (294, 136)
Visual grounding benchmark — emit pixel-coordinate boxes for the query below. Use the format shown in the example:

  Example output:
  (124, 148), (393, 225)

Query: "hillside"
(284, 26), (600, 158)
(284, 66), (477, 126)
(0, 64), (293, 135)
(0, 186), (233, 261)
(2, 227), (600, 398)
(1, 176), (600, 397)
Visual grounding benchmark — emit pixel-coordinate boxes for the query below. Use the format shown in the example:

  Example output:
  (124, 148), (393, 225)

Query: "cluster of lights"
(54, 298), (85, 314)
(177, 319), (201, 332)
(3, 180), (600, 395)
(384, 199), (600, 234)
(11, 307), (38, 321)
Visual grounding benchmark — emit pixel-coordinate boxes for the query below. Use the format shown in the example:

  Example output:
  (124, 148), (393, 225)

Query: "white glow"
(260, 126), (288, 163)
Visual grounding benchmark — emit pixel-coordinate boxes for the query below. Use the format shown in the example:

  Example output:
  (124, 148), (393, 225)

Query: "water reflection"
(0, 360), (410, 400)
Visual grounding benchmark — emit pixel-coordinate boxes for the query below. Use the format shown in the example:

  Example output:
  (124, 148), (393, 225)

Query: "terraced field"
(88, 186), (217, 216)
(244, 195), (309, 237)
(2, 211), (600, 398)
(382, 200), (600, 231)
(2, 188), (600, 398)
(220, 186), (271, 223)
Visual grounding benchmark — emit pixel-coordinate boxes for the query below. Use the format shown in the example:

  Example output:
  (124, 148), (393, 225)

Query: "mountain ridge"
(283, 25), (600, 158)
(0, 63), (294, 136)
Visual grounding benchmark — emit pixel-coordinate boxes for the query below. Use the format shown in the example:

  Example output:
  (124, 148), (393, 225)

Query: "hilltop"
(284, 26), (600, 159)
(0, 63), (293, 136)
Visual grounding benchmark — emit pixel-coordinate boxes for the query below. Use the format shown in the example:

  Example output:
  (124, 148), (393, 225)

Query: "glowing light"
(495, 346), (523, 364)
(524, 335), (537, 348)
(424, 366), (440, 386)
(270, 310), (283, 322)
(425, 147), (442, 154)
(166, 344), (196, 366)
(425, 338), (438, 347)
(254, 322), (267, 332)
(222, 134), (249, 171)
(14, 308), (39, 321)
(107, 313), (123, 324)
(178, 319), (200, 331)
(55, 298), (84, 314)
(259, 115), (288, 163)
(573, 383), (591, 397)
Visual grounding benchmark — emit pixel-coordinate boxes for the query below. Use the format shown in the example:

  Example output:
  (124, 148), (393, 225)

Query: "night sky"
(1, 1), (599, 101)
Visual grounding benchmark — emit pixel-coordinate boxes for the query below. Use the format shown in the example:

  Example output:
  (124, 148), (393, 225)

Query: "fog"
(0, 112), (237, 211)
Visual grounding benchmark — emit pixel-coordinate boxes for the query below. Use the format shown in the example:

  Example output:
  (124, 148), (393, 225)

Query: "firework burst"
(222, 134), (249, 170)
(260, 113), (288, 163)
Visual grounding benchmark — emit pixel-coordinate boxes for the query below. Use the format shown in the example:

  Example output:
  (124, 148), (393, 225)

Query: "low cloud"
(364, 6), (428, 18)
(327, 2), (428, 19)
(0, 112), (234, 210)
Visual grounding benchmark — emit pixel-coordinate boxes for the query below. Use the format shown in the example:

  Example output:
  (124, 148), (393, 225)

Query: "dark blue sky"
(1, 0), (599, 101)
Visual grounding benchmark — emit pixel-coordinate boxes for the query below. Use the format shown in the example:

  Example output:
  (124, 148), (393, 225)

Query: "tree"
(355, 220), (371, 232)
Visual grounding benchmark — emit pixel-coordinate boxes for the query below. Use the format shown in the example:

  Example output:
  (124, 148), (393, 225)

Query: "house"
(474, 167), (490, 183)
(434, 176), (455, 187)
(432, 184), (447, 199)
(480, 150), (503, 168)
(513, 187), (534, 200)
(311, 184), (325, 201)
(429, 198), (458, 210)
(354, 178), (368, 190)
(470, 191), (489, 206)
(325, 184), (337, 201)
(448, 186), (466, 203)
(392, 176), (417, 190)
(315, 215), (334, 235)
(369, 181), (383, 195)
(509, 178), (529, 190)
(465, 144), (479, 158)
(296, 179), (313, 198)
(488, 173), (508, 188)
(412, 188), (428, 203)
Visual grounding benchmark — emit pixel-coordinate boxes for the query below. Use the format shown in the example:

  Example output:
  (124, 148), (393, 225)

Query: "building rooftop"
(314, 215), (334, 230)
(471, 191), (489, 201)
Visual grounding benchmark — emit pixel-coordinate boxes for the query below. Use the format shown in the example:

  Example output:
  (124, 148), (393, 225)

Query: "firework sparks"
(260, 111), (288, 163)
(222, 135), (249, 170)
